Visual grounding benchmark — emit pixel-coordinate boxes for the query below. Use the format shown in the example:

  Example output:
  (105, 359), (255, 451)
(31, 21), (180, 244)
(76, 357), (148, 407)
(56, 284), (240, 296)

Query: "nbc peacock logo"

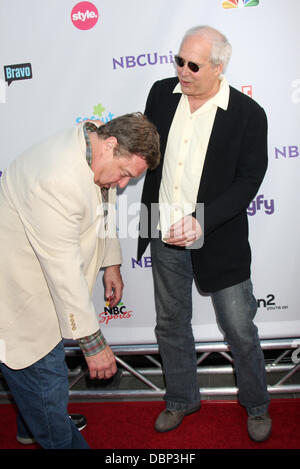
(222, 0), (259, 8)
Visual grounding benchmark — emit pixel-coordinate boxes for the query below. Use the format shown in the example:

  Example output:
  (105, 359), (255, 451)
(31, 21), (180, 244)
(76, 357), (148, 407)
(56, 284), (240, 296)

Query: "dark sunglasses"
(174, 55), (206, 73)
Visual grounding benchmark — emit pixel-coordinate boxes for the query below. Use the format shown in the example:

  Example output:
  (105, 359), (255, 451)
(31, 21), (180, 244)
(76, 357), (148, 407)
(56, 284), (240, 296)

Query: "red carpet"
(0, 399), (299, 449)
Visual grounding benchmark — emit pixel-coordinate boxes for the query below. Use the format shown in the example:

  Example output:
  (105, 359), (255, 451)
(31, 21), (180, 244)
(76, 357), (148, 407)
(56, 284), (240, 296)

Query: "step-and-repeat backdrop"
(1, 0), (299, 345)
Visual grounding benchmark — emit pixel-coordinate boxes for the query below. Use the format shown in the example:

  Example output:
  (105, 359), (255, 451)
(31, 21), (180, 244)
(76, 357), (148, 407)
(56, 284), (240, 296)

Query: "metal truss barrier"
(1, 338), (299, 401)
(64, 338), (300, 400)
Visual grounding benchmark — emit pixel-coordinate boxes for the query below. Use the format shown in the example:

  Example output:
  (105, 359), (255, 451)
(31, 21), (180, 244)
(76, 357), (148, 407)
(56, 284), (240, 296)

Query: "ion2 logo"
(257, 294), (288, 311)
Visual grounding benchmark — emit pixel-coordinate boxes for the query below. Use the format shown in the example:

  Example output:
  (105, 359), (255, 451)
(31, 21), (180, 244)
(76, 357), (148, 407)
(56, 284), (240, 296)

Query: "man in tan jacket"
(0, 113), (160, 449)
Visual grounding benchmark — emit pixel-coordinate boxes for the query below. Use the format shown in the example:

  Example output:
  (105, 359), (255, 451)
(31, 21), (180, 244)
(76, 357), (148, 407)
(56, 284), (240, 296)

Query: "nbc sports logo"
(222, 0), (259, 8)
(98, 301), (133, 325)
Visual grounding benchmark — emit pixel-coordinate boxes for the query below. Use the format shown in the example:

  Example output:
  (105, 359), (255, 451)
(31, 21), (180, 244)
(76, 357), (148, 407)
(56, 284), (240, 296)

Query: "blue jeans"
(0, 341), (89, 449)
(151, 238), (270, 417)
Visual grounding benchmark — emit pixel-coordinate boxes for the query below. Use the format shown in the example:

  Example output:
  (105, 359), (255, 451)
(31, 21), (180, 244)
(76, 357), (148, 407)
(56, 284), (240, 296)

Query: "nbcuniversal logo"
(222, 0), (259, 8)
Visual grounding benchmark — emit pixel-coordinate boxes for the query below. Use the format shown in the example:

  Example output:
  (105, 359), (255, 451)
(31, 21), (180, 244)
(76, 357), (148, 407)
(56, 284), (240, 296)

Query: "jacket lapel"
(156, 90), (181, 185)
(197, 89), (236, 200)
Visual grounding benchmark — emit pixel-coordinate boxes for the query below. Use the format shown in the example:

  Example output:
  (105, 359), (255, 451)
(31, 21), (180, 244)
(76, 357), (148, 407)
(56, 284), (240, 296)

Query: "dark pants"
(151, 238), (270, 416)
(0, 341), (89, 449)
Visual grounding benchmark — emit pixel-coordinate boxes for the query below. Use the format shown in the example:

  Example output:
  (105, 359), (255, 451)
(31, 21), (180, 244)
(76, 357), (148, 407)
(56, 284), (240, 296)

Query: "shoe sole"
(16, 436), (36, 444)
(77, 423), (87, 431)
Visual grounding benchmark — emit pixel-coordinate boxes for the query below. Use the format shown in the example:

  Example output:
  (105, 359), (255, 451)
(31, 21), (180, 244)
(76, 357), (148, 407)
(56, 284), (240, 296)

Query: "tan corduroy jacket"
(0, 124), (122, 369)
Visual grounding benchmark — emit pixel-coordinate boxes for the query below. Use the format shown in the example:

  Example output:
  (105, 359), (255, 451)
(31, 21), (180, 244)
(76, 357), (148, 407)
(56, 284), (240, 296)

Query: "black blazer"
(138, 77), (268, 292)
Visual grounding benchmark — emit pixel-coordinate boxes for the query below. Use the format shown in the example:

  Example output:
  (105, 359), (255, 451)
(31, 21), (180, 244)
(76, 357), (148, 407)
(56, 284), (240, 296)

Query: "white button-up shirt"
(158, 75), (230, 239)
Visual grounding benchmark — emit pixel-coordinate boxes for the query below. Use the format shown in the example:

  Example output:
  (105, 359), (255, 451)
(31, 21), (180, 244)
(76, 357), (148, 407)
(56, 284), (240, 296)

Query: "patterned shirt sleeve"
(78, 329), (107, 357)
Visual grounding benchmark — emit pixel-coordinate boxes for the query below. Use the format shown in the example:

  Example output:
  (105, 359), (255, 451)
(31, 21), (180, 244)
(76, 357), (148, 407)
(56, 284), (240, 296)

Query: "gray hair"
(96, 112), (160, 170)
(181, 25), (232, 72)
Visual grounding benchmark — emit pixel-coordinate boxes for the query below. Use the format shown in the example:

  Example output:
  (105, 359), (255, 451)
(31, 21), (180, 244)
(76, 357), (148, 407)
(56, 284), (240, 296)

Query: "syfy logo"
(247, 194), (274, 216)
(113, 51), (174, 70)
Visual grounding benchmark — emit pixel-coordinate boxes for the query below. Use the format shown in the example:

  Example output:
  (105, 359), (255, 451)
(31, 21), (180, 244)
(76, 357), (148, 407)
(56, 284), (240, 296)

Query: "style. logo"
(71, 2), (99, 30)
(222, 0), (259, 8)
(4, 63), (33, 87)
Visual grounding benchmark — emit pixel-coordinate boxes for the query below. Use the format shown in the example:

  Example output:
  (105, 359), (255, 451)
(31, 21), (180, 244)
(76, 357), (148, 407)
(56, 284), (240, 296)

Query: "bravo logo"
(71, 2), (99, 30)
(4, 63), (32, 87)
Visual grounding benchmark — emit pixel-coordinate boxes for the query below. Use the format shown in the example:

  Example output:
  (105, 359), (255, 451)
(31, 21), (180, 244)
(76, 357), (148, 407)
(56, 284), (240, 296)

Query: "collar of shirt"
(83, 121), (97, 168)
(173, 74), (230, 113)
(83, 121), (109, 202)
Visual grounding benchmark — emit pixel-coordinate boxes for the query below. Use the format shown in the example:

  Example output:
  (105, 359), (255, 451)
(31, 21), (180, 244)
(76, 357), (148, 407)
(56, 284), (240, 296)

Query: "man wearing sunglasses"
(138, 25), (271, 442)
